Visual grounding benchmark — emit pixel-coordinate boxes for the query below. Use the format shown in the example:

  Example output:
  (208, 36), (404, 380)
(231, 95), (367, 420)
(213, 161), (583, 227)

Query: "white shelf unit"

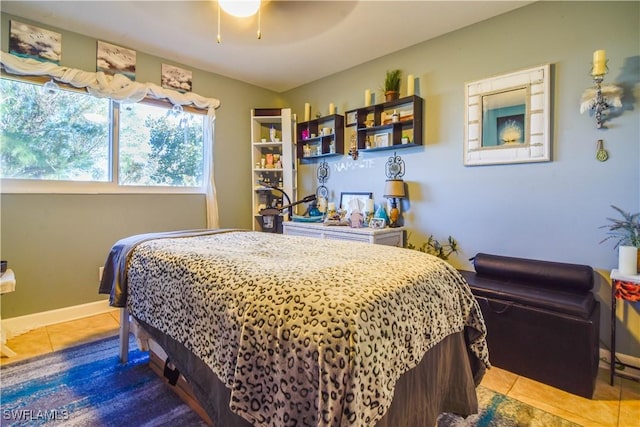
(251, 108), (297, 232)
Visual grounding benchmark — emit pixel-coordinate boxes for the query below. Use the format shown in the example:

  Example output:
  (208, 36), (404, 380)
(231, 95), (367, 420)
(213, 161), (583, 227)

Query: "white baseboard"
(599, 348), (640, 380)
(3, 301), (639, 382)
(0, 299), (118, 339)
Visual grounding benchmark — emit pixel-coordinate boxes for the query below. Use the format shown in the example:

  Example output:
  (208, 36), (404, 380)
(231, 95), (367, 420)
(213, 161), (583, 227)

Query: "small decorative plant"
(600, 205), (640, 248)
(407, 234), (459, 261)
(384, 69), (402, 99)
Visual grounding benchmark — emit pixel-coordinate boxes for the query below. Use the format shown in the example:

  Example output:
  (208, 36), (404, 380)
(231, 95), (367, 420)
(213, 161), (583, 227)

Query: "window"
(118, 103), (204, 187)
(0, 78), (110, 181)
(0, 77), (207, 193)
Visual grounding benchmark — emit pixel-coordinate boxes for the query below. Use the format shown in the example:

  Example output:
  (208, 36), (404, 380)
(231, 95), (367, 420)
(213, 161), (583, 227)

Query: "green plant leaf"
(600, 205), (640, 248)
(384, 69), (402, 92)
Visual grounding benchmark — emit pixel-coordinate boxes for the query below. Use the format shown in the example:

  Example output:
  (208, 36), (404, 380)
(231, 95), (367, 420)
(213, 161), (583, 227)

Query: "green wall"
(0, 11), (278, 318)
(1, 2), (639, 357)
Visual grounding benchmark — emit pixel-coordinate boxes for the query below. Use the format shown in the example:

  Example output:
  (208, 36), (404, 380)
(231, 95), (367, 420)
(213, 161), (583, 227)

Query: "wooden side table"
(609, 268), (640, 385)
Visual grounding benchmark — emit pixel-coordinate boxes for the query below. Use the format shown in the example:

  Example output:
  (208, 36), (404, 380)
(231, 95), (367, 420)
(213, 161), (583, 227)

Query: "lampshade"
(219, 0), (260, 17)
(384, 179), (405, 198)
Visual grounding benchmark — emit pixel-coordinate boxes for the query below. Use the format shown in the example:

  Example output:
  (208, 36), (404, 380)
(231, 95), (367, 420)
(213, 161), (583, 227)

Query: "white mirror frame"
(464, 64), (551, 166)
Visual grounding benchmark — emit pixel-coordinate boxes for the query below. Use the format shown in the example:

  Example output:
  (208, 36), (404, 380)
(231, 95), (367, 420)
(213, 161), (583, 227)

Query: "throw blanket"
(101, 230), (489, 427)
(99, 229), (236, 306)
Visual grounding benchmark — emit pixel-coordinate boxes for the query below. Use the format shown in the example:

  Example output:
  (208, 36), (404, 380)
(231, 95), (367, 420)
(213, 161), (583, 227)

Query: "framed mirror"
(464, 64), (551, 166)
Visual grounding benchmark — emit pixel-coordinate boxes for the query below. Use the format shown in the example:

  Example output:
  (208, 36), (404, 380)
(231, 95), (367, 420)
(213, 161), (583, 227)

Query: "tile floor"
(1, 312), (639, 427)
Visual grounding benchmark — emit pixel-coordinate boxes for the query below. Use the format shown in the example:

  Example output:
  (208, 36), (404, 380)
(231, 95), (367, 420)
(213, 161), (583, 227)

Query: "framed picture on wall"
(161, 64), (193, 93)
(9, 20), (61, 64)
(463, 64), (551, 166)
(97, 40), (136, 81)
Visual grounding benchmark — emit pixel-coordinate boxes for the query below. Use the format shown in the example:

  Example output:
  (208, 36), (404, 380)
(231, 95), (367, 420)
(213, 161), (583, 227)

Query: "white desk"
(283, 222), (404, 247)
(1, 269), (17, 357)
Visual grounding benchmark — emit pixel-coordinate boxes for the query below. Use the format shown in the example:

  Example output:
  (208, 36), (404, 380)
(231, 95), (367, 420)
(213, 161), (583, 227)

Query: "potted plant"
(384, 69), (402, 102)
(600, 205), (640, 273)
(406, 234), (459, 261)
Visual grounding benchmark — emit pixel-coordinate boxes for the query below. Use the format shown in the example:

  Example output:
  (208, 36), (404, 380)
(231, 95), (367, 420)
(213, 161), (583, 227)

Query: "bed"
(99, 229), (489, 427)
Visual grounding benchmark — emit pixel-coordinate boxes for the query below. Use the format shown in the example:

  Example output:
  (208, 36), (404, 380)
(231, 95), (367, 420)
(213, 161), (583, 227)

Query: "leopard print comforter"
(125, 231), (489, 427)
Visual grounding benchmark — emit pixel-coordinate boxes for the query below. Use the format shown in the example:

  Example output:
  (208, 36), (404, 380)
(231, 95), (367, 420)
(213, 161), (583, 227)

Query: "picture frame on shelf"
(339, 192), (372, 212)
(463, 64), (550, 166)
(346, 111), (358, 127)
(369, 218), (386, 229)
(374, 133), (390, 148)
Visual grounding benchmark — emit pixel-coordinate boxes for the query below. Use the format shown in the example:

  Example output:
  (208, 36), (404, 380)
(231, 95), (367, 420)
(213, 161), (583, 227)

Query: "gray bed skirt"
(137, 318), (483, 427)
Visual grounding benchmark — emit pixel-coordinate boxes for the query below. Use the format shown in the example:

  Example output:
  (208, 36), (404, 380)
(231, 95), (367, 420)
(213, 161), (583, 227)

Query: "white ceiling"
(1, 1), (533, 92)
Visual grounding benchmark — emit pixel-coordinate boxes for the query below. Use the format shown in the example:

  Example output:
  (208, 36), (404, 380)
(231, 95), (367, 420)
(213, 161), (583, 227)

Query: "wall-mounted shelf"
(296, 114), (344, 160)
(345, 95), (423, 152)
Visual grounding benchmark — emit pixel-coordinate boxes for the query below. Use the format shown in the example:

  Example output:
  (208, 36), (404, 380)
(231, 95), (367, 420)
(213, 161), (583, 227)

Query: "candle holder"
(580, 68), (622, 129)
(581, 74), (622, 129)
(316, 160), (330, 218)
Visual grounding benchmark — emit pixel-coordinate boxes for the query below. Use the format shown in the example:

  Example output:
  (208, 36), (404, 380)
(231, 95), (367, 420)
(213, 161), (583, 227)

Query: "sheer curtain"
(0, 52), (220, 228)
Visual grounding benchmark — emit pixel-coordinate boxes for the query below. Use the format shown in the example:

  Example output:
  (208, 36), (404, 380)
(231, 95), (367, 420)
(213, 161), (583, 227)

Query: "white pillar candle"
(329, 103), (335, 115)
(328, 202), (336, 211)
(304, 103), (310, 122)
(407, 74), (415, 96)
(318, 197), (327, 213)
(364, 89), (371, 107)
(619, 246), (638, 276)
(592, 50), (606, 76)
(365, 199), (374, 212)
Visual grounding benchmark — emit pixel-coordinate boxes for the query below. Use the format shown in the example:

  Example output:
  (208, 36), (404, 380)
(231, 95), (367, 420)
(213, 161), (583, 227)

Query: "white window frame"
(0, 76), (208, 195)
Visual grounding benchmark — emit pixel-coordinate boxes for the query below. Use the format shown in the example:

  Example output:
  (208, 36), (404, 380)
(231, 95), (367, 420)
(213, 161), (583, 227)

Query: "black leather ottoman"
(459, 253), (600, 398)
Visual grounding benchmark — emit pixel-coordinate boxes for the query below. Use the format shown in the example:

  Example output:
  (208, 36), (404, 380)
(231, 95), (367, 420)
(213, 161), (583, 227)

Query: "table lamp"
(384, 179), (405, 228)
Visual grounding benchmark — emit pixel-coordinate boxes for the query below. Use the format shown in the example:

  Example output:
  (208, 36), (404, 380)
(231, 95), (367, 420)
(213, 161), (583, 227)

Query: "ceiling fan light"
(219, 0), (260, 18)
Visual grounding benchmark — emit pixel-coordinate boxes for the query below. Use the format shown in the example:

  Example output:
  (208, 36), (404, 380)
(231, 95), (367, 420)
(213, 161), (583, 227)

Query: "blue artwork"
(496, 113), (525, 145)
(482, 104), (526, 147)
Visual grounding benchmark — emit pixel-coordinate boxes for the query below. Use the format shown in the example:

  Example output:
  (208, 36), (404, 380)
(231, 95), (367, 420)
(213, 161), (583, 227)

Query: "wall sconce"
(384, 152), (406, 228)
(316, 160), (329, 215)
(580, 49), (622, 129)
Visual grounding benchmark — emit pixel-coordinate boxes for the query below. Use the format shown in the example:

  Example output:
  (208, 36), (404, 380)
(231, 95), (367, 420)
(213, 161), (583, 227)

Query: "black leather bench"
(459, 253), (600, 398)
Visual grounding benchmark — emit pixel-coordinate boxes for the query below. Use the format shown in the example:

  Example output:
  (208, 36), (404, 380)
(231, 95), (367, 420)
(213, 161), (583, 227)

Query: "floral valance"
(0, 52), (220, 117)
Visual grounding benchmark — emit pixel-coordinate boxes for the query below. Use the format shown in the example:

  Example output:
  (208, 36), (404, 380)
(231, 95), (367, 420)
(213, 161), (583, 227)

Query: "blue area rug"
(1, 334), (578, 426)
(0, 335), (205, 426)
(437, 386), (580, 427)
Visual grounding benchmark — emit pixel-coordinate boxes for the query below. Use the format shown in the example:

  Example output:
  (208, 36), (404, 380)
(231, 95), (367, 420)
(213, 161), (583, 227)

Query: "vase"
(374, 205), (389, 226)
(618, 246), (638, 276)
(385, 91), (399, 102)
